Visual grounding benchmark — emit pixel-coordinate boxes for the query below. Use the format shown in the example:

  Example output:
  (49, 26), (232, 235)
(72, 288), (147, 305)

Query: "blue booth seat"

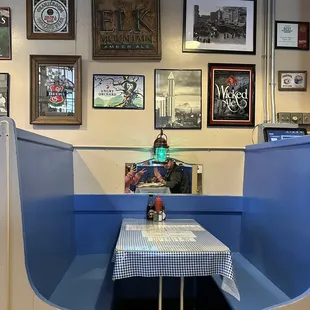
(5, 117), (310, 310)
(212, 254), (290, 310)
(50, 254), (114, 310)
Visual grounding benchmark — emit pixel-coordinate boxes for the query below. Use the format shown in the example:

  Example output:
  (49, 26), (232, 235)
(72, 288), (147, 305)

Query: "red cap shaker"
(154, 196), (163, 212)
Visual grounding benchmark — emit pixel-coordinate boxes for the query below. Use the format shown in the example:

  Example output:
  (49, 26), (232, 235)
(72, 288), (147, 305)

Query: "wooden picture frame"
(30, 55), (82, 125)
(26, 0), (75, 40)
(275, 21), (309, 51)
(92, 0), (161, 60)
(278, 71), (307, 91)
(208, 63), (255, 127)
(0, 8), (12, 60)
(183, 0), (257, 55)
(93, 74), (145, 109)
(0, 73), (10, 117)
(154, 69), (202, 130)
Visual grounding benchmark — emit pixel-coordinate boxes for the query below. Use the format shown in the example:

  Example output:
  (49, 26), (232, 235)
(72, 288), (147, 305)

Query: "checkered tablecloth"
(112, 218), (240, 300)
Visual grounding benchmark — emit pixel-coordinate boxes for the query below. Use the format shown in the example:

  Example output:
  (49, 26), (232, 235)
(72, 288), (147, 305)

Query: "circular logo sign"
(33, 0), (68, 33)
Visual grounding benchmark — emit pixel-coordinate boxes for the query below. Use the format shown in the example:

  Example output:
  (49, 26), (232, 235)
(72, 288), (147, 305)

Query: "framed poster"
(275, 21), (309, 50)
(26, 0), (75, 40)
(30, 55), (82, 125)
(154, 69), (202, 129)
(92, 0), (161, 60)
(278, 71), (307, 91)
(93, 74), (145, 109)
(0, 8), (12, 60)
(208, 63), (255, 127)
(0, 73), (9, 117)
(183, 0), (257, 54)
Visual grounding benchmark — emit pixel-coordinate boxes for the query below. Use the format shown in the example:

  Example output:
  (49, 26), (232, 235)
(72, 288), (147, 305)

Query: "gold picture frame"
(26, 0), (75, 40)
(30, 55), (82, 125)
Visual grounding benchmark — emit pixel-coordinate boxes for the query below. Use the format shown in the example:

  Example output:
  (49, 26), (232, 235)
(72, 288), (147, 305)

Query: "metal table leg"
(180, 277), (184, 310)
(158, 276), (163, 310)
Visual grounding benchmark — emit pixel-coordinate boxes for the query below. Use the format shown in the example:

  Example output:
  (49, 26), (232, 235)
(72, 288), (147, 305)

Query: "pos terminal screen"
(264, 128), (307, 142)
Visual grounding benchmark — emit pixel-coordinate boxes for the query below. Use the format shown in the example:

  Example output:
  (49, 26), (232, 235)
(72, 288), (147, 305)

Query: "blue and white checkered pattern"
(112, 219), (240, 300)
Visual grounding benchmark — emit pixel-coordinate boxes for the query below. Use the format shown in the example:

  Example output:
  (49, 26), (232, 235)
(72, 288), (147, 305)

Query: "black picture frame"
(207, 63), (256, 127)
(154, 69), (202, 130)
(275, 21), (309, 51)
(0, 8), (12, 60)
(92, 74), (145, 110)
(0, 73), (10, 117)
(182, 0), (257, 55)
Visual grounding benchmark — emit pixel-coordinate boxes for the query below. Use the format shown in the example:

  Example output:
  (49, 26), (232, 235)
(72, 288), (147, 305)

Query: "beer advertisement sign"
(92, 0), (161, 60)
(208, 63), (255, 127)
(26, 0), (75, 39)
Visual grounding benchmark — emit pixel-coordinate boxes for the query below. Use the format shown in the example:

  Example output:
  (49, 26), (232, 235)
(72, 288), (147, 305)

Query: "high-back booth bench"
(1, 117), (310, 310)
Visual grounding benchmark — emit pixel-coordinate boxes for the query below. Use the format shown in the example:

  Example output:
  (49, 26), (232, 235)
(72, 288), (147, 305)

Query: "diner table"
(112, 218), (240, 310)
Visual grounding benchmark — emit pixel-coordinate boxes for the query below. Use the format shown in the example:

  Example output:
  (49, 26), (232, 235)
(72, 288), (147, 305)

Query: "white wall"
(1, 0), (310, 196)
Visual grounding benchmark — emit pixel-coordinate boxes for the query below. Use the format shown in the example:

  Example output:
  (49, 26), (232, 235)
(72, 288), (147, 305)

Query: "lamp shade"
(153, 129), (169, 162)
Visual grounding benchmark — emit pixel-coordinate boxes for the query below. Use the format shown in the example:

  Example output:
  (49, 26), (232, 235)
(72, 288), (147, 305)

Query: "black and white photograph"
(183, 0), (256, 54)
(208, 63), (255, 127)
(154, 69), (202, 129)
(0, 8), (12, 60)
(0, 73), (9, 117)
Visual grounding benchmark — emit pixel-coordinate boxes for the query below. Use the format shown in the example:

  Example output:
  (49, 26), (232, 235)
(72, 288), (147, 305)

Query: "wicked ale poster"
(207, 63), (255, 127)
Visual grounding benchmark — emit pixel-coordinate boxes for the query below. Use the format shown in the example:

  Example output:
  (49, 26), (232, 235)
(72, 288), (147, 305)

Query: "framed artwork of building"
(26, 0), (75, 39)
(30, 55), (82, 125)
(0, 73), (9, 117)
(93, 74), (145, 109)
(183, 0), (257, 54)
(154, 69), (202, 130)
(92, 0), (161, 60)
(0, 8), (12, 60)
(207, 63), (255, 127)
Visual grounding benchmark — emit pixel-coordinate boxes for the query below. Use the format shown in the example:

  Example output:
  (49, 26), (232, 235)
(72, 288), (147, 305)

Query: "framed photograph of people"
(183, 0), (257, 54)
(93, 74), (145, 109)
(30, 55), (82, 125)
(154, 69), (202, 129)
(0, 73), (9, 117)
(0, 8), (12, 60)
(208, 63), (255, 127)
(26, 0), (75, 39)
(278, 71), (307, 91)
(275, 21), (309, 50)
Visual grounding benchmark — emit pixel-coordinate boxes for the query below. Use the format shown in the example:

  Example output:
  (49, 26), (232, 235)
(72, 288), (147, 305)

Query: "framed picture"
(0, 8), (12, 60)
(278, 71), (307, 91)
(208, 63), (255, 127)
(275, 21), (309, 50)
(92, 0), (161, 60)
(30, 55), (82, 125)
(183, 0), (257, 55)
(154, 69), (202, 129)
(26, 0), (75, 40)
(0, 73), (9, 117)
(93, 74), (145, 109)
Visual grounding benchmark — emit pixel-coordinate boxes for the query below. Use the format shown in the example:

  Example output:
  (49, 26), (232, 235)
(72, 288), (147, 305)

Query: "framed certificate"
(26, 0), (75, 40)
(278, 71), (307, 91)
(275, 21), (309, 50)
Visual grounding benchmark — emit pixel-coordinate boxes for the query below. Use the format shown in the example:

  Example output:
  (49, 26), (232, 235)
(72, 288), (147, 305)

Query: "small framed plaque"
(26, 0), (75, 40)
(275, 21), (309, 50)
(278, 71), (307, 91)
(30, 55), (82, 125)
